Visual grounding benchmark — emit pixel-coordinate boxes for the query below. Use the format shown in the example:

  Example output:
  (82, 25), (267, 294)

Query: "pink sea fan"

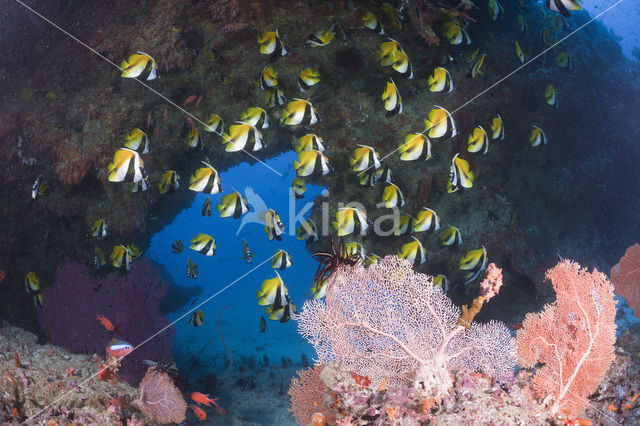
(516, 260), (616, 416)
(297, 256), (515, 397)
(288, 365), (335, 425)
(610, 243), (640, 317)
(138, 366), (187, 424)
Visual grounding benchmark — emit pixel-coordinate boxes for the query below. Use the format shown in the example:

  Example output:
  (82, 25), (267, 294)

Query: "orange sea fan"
(610, 243), (640, 317)
(516, 260), (616, 416)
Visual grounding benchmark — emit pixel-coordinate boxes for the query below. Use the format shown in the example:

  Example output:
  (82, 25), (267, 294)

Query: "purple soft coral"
(38, 259), (175, 384)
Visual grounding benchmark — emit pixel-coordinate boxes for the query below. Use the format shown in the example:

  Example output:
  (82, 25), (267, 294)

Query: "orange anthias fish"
(97, 366), (117, 382)
(191, 405), (207, 421)
(191, 392), (217, 406)
(96, 314), (115, 331)
(105, 338), (134, 357)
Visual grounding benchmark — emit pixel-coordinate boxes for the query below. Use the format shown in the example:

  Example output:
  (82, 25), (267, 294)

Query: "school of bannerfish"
(26, 0), (580, 332)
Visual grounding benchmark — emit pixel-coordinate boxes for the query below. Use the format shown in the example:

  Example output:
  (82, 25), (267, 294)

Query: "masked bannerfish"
(172, 240), (184, 253)
(265, 300), (296, 323)
(111, 245), (133, 270)
(242, 239), (254, 263)
(376, 39), (400, 66)
(296, 219), (318, 241)
(260, 66), (278, 91)
(555, 51), (570, 68)
(382, 79), (402, 116)
(545, 0), (581, 17)
(488, 0), (504, 21)
(448, 153), (474, 193)
(265, 87), (285, 107)
(189, 310), (205, 327)
(189, 233), (217, 256)
(440, 225), (463, 246)
(517, 14), (528, 32)
(203, 113), (223, 133)
(271, 249), (293, 270)
(491, 114), (505, 140)
(428, 67), (453, 93)
(362, 11), (384, 34)
(263, 208), (285, 241)
(281, 99), (318, 126)
(240, 107), (269, 129)
(201, 198), (212, 217)
(186, 258), (198, 279)
(381, 182), (405, 208)
(25, 272), (40, 293)
(158, 170), (180, 194)
(291, 177), (307, 199)
(333, 207), (369, 236)
(257, 29), (287, 61)
(467, 126), (489, 154)
(94, 247), (106, 270)
(343, 241), (366, 260)
(124, 128), (149, 154)
(529, 125), (547, 147)
(120, 51), (157, 80)
(222, 122), (263, 152)
(189, 161), (222, 194)
(305, 30), (335, 47)
(392, 214), (412, 236)
(424, 106), (457, 139)
(399, 133), (431, 161)
(469, 53), (487, 78)
(90, 219), (108, 238)
(350, 145), (381, 172)
(515, 40), (525, 63)
(310, 277), (327, 299)
(441, 20), (471, 45)
(217, 190), (249, 219)
(459, 246), (488, 283)
(433, 274), (450, 291)
(107, 148), (148, 190)
(397, 236), (426, 266)
(545, 84), (558, 108)
(186, 121), (202, 149)
(293, 150), (330, 177)
(31, 176), (47, 200)
(298, 68), (321, 92)
(257, 271), (289, 309)
(412, 208), (440, 233)
(294, 134), (325, 153)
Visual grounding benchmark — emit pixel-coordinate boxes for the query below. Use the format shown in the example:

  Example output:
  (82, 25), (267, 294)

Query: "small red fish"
(163, 107), (168, 125)
(195, 95), (203, 109)
(184, 95), (197, 105)
(96, 314), (115, 331)
(105, 338), (134, 357)
(98, 366), (117, 382)
(154, 126), (160, 142)
(187, 117), (196, 128)
(146, 112), (152, 130)
(14, 352), (20, 367)
(191, 405), (207, 420)
(191, 392), (217, 406)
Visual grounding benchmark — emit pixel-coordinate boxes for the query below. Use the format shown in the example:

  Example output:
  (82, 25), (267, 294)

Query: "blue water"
(147, 151), (325, 374)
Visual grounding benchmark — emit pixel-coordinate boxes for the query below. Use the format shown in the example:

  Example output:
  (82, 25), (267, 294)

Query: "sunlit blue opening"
(147, 151), (325, 375)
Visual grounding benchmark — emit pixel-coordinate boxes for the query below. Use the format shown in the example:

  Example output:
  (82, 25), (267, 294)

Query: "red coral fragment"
(352, 373), (371, 388)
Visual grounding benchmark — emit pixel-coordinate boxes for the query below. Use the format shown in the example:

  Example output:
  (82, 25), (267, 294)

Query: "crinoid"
(312, 237), (361, 286)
